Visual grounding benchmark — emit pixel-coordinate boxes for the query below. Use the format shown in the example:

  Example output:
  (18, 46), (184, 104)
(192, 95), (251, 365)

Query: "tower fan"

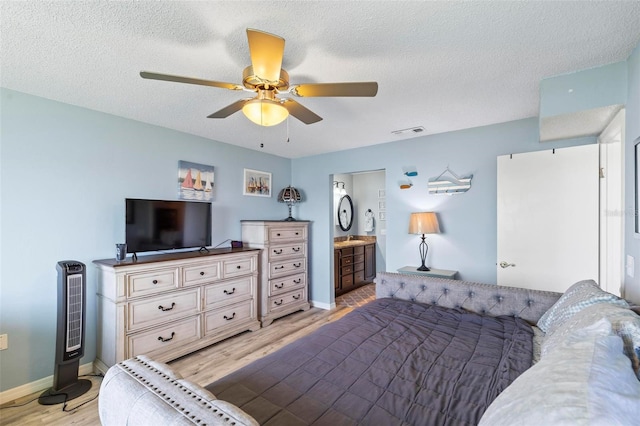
(38, 261), (92, 405)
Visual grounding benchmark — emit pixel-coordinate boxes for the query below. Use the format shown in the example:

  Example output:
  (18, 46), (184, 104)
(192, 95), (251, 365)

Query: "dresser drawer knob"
(292, 247), (300, 252)
(295, 232), (299, 235)
(293, 294), (301, 300)
(158, 302), (176, 312)
(274, 299), (283, 306)
(276, 233), (281, 236)
(274, 249), (283, 254)
(223, 312), (236, 321)
(200, 271), (205, 276)
(152, 279), (158, 284)
(275, 265), (285, 270)
(236, 265), (241, 269)
(293, 263), (301, 268)
(223, 287), (236, 295)
(293, 279), (301, 284)
(275, 283), (284, 289)
(157, 332), (175, 343)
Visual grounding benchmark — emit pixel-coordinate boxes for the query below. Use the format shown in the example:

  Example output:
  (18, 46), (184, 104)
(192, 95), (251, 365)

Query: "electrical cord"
(0, 373), (103, 412)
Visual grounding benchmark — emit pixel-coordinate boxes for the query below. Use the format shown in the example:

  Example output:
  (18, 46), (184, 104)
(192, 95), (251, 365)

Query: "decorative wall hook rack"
(428, 166), (473, 195)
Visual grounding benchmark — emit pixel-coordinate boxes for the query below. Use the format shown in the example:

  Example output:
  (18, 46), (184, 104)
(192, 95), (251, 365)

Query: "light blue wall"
(539, 61), (627, 118)
(624, 41), (640, 303)
(292, 121), (596, 306)
(0, 89), (290, 391)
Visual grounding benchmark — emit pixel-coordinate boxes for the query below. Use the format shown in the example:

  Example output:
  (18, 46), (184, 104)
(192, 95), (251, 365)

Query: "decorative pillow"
(537, 279), (628, 334)
(479, 319), (640, 426)
(541, 303), (640, 378)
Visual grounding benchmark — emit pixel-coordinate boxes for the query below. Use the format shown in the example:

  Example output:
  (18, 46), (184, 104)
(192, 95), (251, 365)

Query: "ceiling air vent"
(392, 126), (425, 136)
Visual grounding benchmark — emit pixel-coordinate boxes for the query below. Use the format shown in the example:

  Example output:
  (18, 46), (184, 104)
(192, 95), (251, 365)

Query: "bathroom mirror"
(337, 194), (354, 232)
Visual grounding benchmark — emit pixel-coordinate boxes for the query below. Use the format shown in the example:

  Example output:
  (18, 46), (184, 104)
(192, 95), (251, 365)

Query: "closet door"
(497, 144), (599, 292)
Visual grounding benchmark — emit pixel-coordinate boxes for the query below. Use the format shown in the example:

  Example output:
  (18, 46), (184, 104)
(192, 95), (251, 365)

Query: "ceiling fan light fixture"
(242, 98), (289, 126)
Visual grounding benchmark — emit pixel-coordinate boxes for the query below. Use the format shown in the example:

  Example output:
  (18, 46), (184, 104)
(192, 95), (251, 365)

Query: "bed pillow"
(479, 319), (640, 426)
(541, 303), (640, 378)
(537, 279), (628, 333)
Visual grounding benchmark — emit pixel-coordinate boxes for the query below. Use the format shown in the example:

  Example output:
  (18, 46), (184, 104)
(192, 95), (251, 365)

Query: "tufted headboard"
(375, 272), (562, 324)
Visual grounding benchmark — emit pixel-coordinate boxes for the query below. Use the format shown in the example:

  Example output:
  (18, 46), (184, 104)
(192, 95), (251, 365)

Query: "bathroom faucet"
(347, 235), (353, 241)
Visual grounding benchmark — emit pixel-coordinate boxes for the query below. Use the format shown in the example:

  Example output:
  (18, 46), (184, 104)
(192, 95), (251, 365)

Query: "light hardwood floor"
(0, 285), (374, 426)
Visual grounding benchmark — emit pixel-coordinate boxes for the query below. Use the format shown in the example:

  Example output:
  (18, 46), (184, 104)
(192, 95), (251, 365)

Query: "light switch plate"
(626, 255), (635, 278)
(0, 334), (7, 351)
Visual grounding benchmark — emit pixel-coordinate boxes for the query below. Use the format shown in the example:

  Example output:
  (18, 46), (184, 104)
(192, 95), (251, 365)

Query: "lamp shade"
(408, 212), (440, 235)
(277, 186), (302, 204)
(242, 99), (289, 126)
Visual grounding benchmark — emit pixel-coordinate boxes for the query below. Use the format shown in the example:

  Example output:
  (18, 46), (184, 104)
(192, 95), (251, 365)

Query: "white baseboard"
(310, 299), (335, 310)
(0, 362), (95, 405)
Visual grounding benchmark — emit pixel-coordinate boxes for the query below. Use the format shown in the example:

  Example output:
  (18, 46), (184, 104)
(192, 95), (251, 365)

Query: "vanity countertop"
(333, 236), (376, 249)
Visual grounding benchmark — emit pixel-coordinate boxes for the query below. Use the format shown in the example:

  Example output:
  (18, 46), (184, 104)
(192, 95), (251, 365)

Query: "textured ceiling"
(2, 1), (640, 158)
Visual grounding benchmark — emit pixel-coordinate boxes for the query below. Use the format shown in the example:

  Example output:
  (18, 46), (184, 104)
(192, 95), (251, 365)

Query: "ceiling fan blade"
(291, 82), (378, 97)
(283, 99), (323, 124)
(207, 99), (249, 119)
(246, 28), (285, 83)
(140, 71), (242, 91)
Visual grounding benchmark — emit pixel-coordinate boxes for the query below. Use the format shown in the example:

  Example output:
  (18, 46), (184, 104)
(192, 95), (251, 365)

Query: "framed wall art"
(243, 168), (272, 197)
(178, 160), (214, 201)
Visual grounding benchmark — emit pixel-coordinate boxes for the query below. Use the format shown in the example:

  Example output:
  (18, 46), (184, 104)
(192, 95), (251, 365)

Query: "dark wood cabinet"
(335, 242), (376, 297)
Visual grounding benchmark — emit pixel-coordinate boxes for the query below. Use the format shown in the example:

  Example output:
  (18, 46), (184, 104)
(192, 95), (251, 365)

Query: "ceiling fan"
(140, 28), (378, 127)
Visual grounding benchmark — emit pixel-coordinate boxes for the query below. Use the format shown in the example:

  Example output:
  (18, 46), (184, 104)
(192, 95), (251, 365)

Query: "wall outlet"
(626, 255), (635, 278)
(0, 334), (7, 350)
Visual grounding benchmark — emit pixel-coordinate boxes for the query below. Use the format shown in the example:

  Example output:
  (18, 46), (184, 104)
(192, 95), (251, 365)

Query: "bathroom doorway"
(331, 170), (387, 299)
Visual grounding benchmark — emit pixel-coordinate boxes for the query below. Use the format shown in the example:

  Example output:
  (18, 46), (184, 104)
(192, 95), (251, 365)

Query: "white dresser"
(241, 220), (311, 326)
(93, 248), (260, 372)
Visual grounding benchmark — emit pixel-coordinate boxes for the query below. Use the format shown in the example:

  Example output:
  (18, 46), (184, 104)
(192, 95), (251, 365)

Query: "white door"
(599, 109), (624, 296)
(497, 145), (599, 292)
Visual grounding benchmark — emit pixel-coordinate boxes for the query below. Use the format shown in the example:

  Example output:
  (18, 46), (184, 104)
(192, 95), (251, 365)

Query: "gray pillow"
(479, 319), (640, 426)
(537, 279), (628, 334)
(542, 303), (640, 379)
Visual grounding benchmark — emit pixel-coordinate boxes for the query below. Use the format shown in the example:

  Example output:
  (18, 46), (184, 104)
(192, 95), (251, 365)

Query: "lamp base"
(283, 216), (296, 222)
(417, 265), (431, 271)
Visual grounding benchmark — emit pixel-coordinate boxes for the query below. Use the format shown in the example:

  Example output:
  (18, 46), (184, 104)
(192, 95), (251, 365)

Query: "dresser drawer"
(339, 247), (354, 256)
(269, 226), (306, 242)
(342, 265), (354, 275)
(269, 258), (306, 278)
(127, 289), (200, 332)
(222, 256), (255, 278)
(269, 243), (306, 261)
(204, 300), (254, 334)
(204, 276), (254, 309)
(269, 273), (305, 296)
(270, 287), (307, 312)
(353, 254), (365, 264)
(127, 269), (178, 298)
(341, 274), (354, 287)
(182, 262), (221, 286)
(341, 256), (354, 267)
(127, 316), (200, 358)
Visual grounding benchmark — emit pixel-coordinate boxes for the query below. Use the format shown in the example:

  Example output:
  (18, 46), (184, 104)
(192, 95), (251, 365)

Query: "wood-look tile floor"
(0, 285), (375, 425)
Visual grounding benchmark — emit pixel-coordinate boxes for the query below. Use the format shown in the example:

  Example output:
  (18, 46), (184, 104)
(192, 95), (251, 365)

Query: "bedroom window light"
(408, 212), (440, 271)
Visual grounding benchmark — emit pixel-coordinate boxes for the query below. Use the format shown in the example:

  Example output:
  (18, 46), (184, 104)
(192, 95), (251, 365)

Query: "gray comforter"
(206, 298), (533, 425)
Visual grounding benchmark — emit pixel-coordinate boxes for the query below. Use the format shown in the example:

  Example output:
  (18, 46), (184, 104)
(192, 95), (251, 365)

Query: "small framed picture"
(243, 168), (272, 197)
(379, 211), (386, 220)
(378, 189), (385, 198)
(378, 201), (386, 210)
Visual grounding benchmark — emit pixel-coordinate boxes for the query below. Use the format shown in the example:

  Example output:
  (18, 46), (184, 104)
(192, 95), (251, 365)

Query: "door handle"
(499, 261), (516, 268)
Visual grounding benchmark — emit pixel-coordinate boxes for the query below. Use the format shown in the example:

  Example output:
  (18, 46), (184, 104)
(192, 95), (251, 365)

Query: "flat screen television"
(125, 198), (212, 254)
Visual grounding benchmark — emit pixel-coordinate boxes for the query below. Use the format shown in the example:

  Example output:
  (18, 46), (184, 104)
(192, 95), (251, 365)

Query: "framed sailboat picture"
(178, 161), (214, 201)
(243, 168), (272, 197)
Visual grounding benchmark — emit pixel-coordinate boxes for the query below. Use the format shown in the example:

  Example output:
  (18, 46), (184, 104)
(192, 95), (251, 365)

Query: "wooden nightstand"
(397, 266), (458, 279)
